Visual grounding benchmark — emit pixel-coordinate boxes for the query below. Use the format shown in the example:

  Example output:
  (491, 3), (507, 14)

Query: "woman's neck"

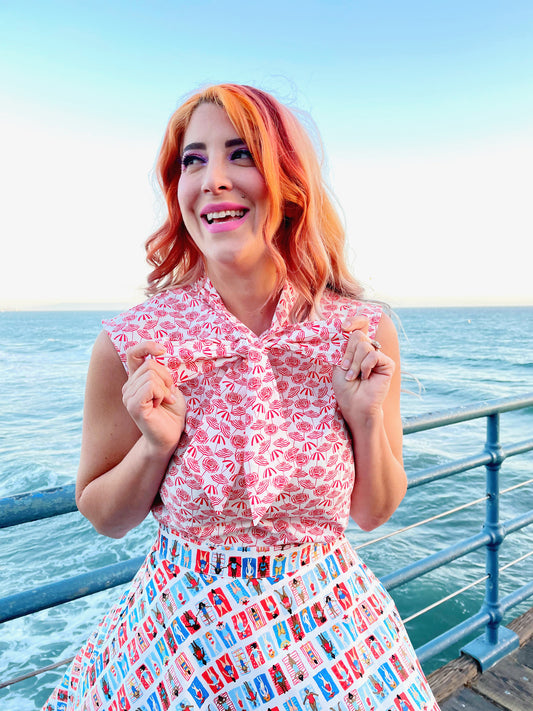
(207, 265), (280, 336)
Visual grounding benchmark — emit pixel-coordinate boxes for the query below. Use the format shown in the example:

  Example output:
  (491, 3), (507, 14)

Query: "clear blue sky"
(1, 0), (532, 307)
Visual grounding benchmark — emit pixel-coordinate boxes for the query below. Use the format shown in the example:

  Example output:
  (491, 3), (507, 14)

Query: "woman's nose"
(202, 158), (232, 193)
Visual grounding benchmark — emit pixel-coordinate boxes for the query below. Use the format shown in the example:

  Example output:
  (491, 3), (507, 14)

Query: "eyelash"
(230, 148), (253, 161)
(181, 153), (205, 169)
(180, 148), (253, 170)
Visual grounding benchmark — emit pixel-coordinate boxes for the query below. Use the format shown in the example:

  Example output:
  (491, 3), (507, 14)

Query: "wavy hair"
(146, 83), (363, 320)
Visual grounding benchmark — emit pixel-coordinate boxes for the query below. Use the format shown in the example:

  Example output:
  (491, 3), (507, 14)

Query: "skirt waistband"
(156, 525), (343, 580)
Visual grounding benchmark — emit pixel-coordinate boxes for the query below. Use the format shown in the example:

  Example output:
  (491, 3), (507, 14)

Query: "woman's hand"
(123, 341), (186, 455)
(331, 313), (406, 531)
(76, 334), (187, 538)
(332, 316), (396, 422)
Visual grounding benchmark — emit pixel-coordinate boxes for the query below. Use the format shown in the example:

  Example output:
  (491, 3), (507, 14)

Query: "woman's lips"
(201, 211), (249, 233)
(200, 203), (249, 233)
(204, 208), (246, 224)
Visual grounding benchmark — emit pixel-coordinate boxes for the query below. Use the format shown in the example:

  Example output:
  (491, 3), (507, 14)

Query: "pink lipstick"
(200, 202), (249, 233)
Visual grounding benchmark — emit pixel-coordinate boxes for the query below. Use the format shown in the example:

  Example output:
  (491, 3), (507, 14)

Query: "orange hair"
(146, 83), (363, 319)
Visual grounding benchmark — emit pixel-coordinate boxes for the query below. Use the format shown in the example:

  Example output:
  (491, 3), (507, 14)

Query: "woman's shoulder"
(319, 290), (383, 333)
(101, 284), (206, 361)
(103, 284), (203, 330)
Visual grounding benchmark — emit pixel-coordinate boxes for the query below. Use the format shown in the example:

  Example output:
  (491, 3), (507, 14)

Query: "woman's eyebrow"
(182, 138), (246, 153)
(182, 142), (205, 153)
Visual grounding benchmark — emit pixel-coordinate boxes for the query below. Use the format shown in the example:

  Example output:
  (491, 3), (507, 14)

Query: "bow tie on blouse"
(160, 320), (350, 525)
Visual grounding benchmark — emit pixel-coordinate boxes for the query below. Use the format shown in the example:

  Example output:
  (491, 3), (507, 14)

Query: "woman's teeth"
(205, 209), (245, 224)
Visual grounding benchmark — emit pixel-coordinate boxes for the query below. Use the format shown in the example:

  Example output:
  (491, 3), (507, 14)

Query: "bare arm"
(75, 332), (186, 538)
(333, 313), (406, 531)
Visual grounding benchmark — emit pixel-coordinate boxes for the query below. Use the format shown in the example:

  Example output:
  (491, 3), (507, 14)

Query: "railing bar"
(3, 575), (529, 691)
(4, 575), (528, 690)
(407, 440), (533, 490)
(501, 438), (533, 459)
(0, 448), (529, 529)
(0, 656), (75, 690)
(8, 561), (523, 691)
(382, 530), (491, 591)
(407, 453), (491, 489)
(503, 509), (533, 536)
(354, 495), (488, 550)
(403, 574), (489, 623)
(0, 484), (78, 529)
(500, 478), (533, 495)
(402, 394), (533, 434)
(415, 610), (491, 664)
(0, 556), (145, 624)
(499, 550), (533, 572)
(500, 579), (533, 615)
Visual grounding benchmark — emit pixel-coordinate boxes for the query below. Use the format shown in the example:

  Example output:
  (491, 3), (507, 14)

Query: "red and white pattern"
(103, 278), (382, 547)
(42, 279), (443, 711)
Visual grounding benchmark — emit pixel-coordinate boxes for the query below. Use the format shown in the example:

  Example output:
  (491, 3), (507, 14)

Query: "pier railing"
(1, 392), (532, 687)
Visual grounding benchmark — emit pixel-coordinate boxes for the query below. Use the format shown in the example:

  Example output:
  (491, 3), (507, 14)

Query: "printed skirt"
(43, 526), (440, 711)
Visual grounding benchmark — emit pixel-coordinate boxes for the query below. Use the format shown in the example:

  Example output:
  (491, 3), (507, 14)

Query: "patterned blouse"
(103, 277), (382, 546)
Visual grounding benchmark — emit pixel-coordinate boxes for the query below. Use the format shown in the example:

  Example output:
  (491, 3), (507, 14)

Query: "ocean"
(0, 306), (532, 709)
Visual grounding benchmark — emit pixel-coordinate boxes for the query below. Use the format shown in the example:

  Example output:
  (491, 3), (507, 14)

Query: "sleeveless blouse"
(102, 277), (382, 547)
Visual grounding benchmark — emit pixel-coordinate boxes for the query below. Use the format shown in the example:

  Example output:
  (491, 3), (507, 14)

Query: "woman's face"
(177, 102), (272, 279)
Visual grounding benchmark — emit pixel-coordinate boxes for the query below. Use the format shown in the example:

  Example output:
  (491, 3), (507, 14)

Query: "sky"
(1, 0), (532, 309)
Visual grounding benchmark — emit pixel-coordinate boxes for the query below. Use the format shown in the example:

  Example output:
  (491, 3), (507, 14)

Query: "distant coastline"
(2, 302), (533, 312)
(1, 303), (133, 312)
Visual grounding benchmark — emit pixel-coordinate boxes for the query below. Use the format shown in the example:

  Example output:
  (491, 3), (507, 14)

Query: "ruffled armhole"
(318, 292), (383, 341)
(101, 311), (139, 375)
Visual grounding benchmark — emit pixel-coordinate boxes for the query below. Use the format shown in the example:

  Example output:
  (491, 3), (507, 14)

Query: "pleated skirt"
(43, 526), (440, 711)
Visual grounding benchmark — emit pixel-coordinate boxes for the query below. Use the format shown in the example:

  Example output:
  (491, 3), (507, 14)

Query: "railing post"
(461, 413), (519, 670)
(485, 413), (503, 645)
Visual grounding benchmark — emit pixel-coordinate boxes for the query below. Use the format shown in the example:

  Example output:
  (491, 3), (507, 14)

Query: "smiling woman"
(176, 102), (273, 318)
(145, 84), (363, 323)
(42, 83), (440, 711)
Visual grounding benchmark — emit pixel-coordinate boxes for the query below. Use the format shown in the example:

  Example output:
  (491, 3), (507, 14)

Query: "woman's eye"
(181, 153), (205, 170)
(230, 148), (254, 164)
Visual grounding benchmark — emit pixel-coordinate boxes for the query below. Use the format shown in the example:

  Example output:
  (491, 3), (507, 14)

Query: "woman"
(44, 84), (440, 710)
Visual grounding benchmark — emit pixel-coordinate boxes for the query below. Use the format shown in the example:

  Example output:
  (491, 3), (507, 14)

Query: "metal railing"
(1, 392), (532, 687)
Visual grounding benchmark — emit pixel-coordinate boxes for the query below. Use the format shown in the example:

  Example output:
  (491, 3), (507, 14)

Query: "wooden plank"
(516, 638), (533, 669)
(440, 687), (505, 711)
(428, 654), (480, 703)
(471, 651), (533, 711)
(428, 608), (533, 704)
(508, 606), (533, 646)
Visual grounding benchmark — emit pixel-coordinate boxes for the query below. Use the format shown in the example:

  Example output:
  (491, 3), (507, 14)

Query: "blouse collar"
(193, 275), (298, 337)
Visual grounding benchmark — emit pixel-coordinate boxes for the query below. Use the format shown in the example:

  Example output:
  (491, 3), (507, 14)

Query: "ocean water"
(0, 306), (532, 709)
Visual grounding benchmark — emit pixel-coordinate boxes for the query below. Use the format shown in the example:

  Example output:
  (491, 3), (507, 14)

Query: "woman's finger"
(122, 363), (177, 414)
(342, 338), (377, 380)
(340, 329), (369, 373)
(126, 340), (166, 375)
(359, 348), (382, 380)
(130, 356), (175, 390)
(341, 316), (369, 335)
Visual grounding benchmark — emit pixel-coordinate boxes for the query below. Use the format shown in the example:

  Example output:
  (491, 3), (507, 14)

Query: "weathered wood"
(508, 606), (533, 646)
(471, 650), (533, 711)
(428, 606), (533, 704)
(428, 654), (480, 704)
(516, 641), (533, 669)
(440, 686), (505, 711)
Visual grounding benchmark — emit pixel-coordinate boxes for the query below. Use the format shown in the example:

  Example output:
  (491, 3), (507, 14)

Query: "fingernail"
(345, 370), (354, 381)
(341, 359), (350, 370)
